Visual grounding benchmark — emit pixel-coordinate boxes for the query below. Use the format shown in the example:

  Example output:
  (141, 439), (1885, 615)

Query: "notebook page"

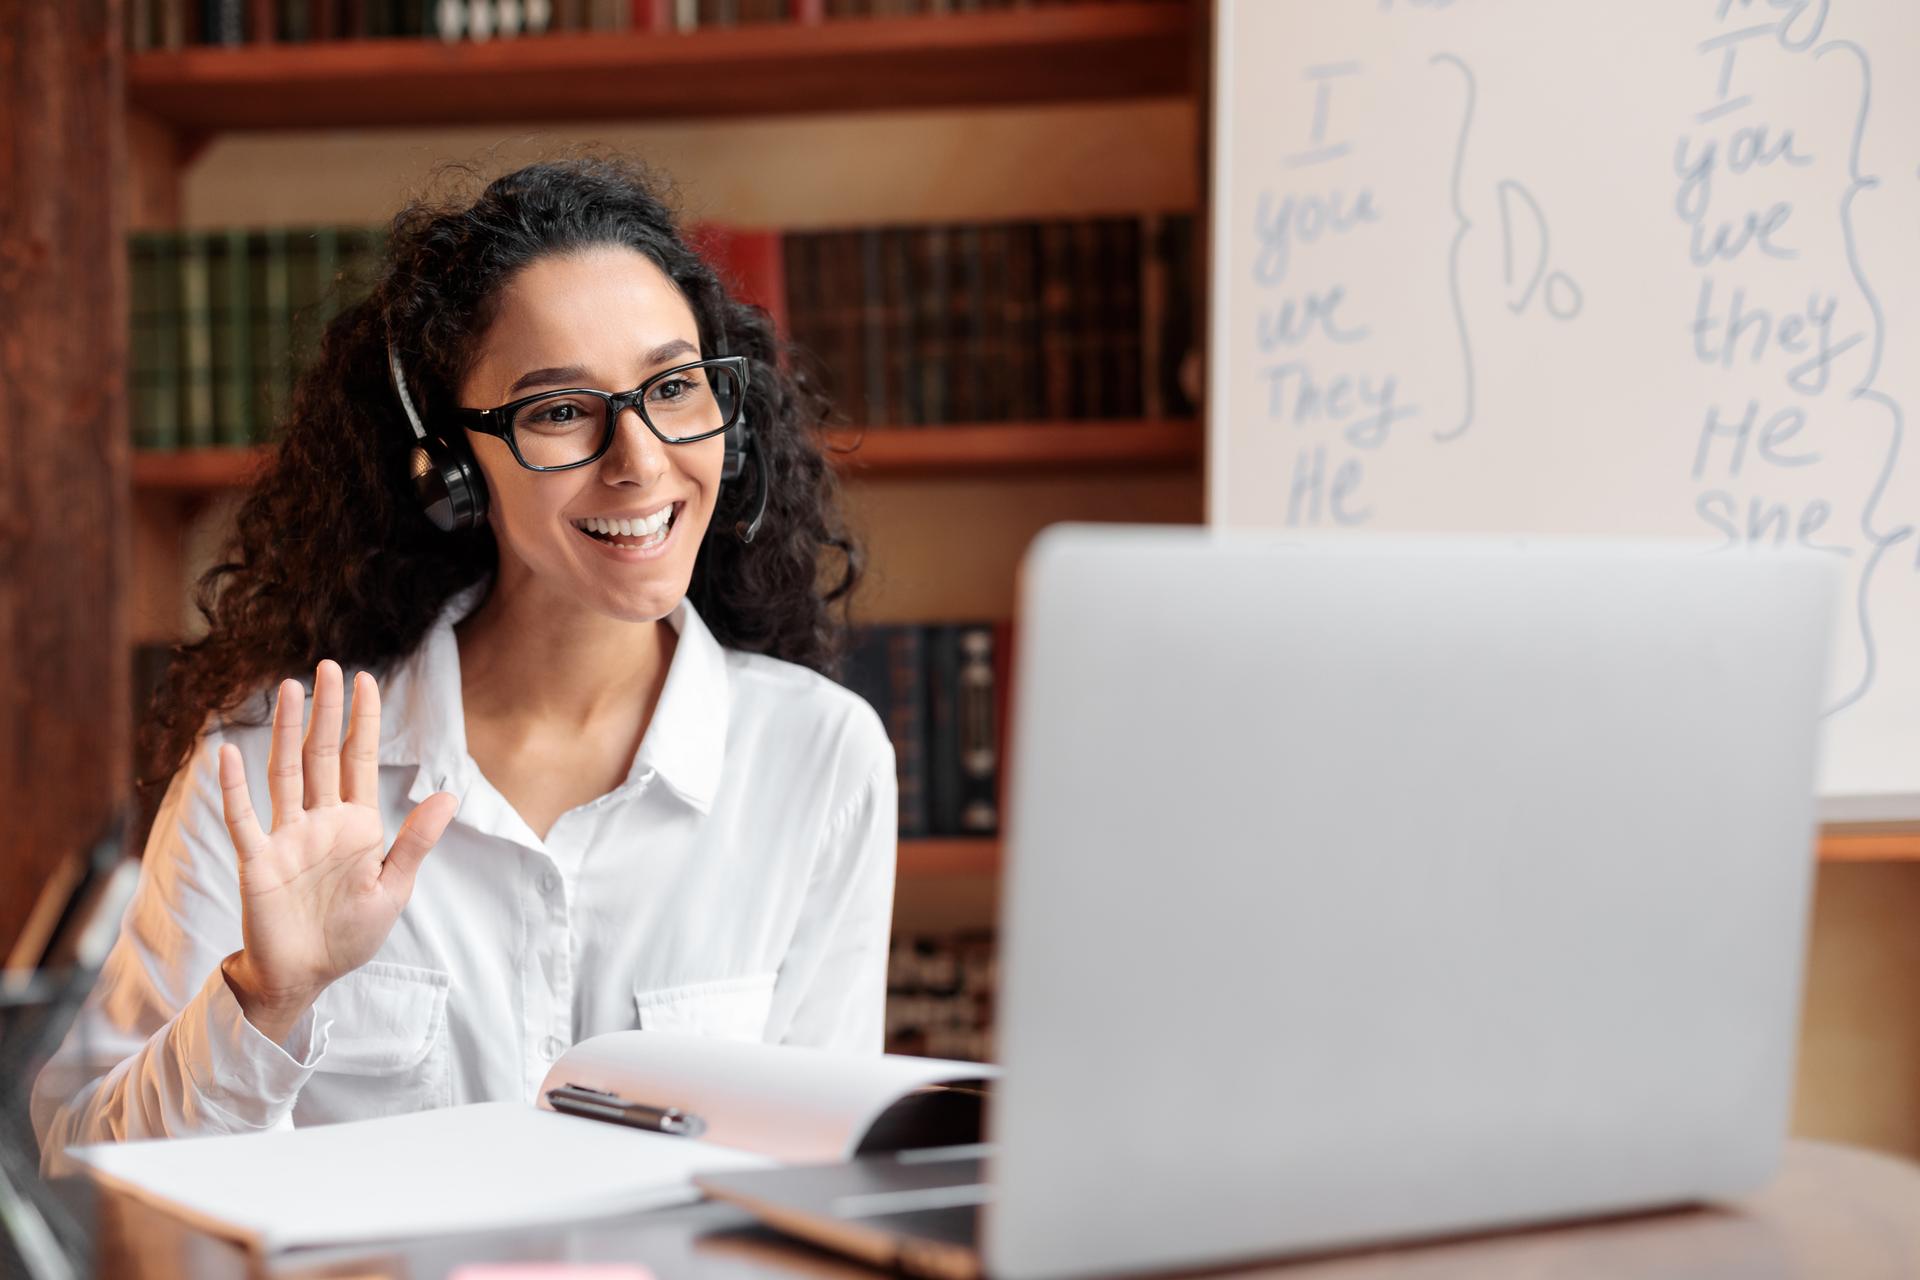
(70, 1100), (772, 1252)
(541, 1032), (996, 1163)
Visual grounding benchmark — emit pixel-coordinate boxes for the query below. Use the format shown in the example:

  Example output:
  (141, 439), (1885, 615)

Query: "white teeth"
(575, 506), (675, 542)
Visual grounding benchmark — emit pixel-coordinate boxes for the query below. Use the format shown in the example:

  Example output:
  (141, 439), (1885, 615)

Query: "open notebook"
(69, 1031), (994, 1253)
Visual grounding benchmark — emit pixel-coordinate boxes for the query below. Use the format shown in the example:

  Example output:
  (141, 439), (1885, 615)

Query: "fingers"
(266, 678), (306, 831)
(341, 670), (381, 808)
(304, 660), (344, 808)
(378, 792), (459, 899)
(218, 743), (269, 864)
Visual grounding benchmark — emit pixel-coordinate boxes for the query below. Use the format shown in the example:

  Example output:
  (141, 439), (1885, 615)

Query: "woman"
(31, 156), (896, 1175)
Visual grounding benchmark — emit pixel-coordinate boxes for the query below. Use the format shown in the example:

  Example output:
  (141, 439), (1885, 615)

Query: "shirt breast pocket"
(634, 972), (777, 1043)
(306, 960), (453, 1120)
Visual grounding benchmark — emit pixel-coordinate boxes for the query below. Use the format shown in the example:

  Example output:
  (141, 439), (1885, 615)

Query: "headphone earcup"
(722, 418), (748, 483)
(410, 435), (488, 533)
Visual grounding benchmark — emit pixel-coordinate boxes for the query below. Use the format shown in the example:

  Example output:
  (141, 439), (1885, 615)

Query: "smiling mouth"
(572, 502), (681, 548)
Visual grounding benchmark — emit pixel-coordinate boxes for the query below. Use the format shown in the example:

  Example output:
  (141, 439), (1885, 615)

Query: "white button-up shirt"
(31, 581), (897, 1176)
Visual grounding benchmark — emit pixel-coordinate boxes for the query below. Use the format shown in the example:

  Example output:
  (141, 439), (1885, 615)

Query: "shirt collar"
(378, 578), (730, 817)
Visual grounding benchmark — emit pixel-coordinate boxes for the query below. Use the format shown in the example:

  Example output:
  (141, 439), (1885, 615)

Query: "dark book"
(151, 234), (182, 449)
(127, 235), (160, 449)
(282, 0), (314, 39)
(1035, 221), (1075, 421)
(926, 622), (999, 836)
(179, 231), (216, 448)
(972, 223), (1008, 421)
(213, 227), (253, 446)
(257, 227), (293, 440)
(947, 223), (983, 424)
(911, 225), (949, 426)
(880, 227), (915, 428)
(1070, 218), (1106, 418)
(1002, 222), (1041, 420)
(822, 232), (861, 428)
(857, 228), (888, 427)
(841, 625), (931, 838)
(1158, 212), (1197, 418)
(1108, 216), (1144, 418)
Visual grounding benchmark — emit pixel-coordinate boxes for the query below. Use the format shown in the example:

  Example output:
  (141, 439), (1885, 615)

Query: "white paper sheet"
(71, 1100), (773, 1252)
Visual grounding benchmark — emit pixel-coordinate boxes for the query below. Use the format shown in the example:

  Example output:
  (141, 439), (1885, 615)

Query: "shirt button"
(541, 1035), (565, 1061)
(540, 870), (560, 894)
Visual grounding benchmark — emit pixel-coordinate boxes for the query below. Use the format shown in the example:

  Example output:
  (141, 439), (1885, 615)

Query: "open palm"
(217, 660), (459, 1008)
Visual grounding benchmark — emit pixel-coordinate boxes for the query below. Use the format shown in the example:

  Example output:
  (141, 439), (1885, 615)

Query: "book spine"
(1140, 212), (1165, 421)
(889, 626), (931, 839)
(128, 235), (157, 449)
(1036, 221), (1073, 422)
(857, 228), (887, 428)
(881, 227), (914, 428)
(947, 223), (980, 425)
(952, 623), (998, 834)
(1162, 212), (1197, 417)
(925, 623), (961, 836)
(217, 227), (253, 445)
(1070, 217), (1103, 419)
(179, 231), (215, 448)
(824, 233), (859, 429)
(914, 226), (949, 426)
(1110, 216), (1143, 419)
(249, 0), (275, 39)
(973, 223), (1007, 421)
(1004, 222), (1040, 421)
(263, 227), (292, 437)
(151, 234), (181, 450)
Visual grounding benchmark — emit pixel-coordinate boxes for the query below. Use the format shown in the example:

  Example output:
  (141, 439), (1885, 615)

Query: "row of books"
(784, 213), (1197, 426)
(837, 622), (1011, 839)
(886, 930), (995, 1063)
(128, 226), (385, 452)
(134, 0), (1144, 48)
(128, 213), (1195, 451)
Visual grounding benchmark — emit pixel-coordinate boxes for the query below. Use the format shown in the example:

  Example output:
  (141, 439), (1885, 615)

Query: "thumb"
(377, 791), (459, 898)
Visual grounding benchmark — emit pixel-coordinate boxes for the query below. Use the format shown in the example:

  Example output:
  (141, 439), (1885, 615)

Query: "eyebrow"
(504, 338), (701, 397)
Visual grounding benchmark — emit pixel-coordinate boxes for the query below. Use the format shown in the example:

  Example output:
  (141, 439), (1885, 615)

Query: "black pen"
(546, 1083), (708, 1138)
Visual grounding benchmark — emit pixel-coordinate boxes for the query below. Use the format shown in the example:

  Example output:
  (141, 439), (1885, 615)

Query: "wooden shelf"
(898, 838), (999, 877)
(823, 420), (1200, 475)
(127, 4), (1195, 134)
(131, 421), (1200, 495)
(1819, 828), (1920, 862)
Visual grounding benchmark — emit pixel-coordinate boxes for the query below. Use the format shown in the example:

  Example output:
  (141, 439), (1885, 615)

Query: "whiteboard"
(1208, 0), (1920, 817)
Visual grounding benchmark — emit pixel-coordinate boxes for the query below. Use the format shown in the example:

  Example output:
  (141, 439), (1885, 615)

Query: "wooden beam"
(0, 0), (132, 952)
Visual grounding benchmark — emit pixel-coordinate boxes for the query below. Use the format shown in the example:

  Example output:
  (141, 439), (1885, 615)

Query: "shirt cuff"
(177, 965), (333, 1129)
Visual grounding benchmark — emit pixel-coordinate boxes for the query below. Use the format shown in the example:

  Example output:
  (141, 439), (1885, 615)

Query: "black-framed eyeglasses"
(448, 355), (749, 471)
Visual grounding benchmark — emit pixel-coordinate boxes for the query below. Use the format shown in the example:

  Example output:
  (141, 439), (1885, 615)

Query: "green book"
(127, 234), (157, 450)
(179, 231), (215, 449)
(312, 224), (341, 335)
(150, 234), (180, 450)
(288, 227), (327, 399)
(260, 227), (292, 442)
(216, 227), (253, 446)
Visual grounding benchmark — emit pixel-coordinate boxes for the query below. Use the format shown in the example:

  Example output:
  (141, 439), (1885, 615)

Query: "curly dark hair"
(136, 152), (862, 837)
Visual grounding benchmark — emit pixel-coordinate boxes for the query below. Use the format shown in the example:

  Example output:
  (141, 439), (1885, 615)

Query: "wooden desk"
(86, 1140), (1920, 1280)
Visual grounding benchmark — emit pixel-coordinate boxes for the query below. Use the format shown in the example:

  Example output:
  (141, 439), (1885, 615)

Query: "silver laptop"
(699, 527), (1836, 1280)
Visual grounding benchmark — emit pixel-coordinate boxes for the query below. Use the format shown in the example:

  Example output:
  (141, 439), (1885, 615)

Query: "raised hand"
(216, 660), (459, 1043)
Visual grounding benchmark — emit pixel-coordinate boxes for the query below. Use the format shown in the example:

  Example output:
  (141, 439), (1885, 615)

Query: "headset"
(385, 334), (769, 544)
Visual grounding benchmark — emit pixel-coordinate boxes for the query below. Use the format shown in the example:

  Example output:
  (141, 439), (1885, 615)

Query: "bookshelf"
(129, 5), (1192, 139)
(124, 2), (1211, 889)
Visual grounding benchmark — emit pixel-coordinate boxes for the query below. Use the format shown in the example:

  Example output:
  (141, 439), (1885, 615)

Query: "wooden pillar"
(0, 0), (131, 951)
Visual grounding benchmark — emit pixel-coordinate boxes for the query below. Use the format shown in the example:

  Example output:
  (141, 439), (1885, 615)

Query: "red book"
(634, 0), (673, 29)
(686, 223), (789, 346)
